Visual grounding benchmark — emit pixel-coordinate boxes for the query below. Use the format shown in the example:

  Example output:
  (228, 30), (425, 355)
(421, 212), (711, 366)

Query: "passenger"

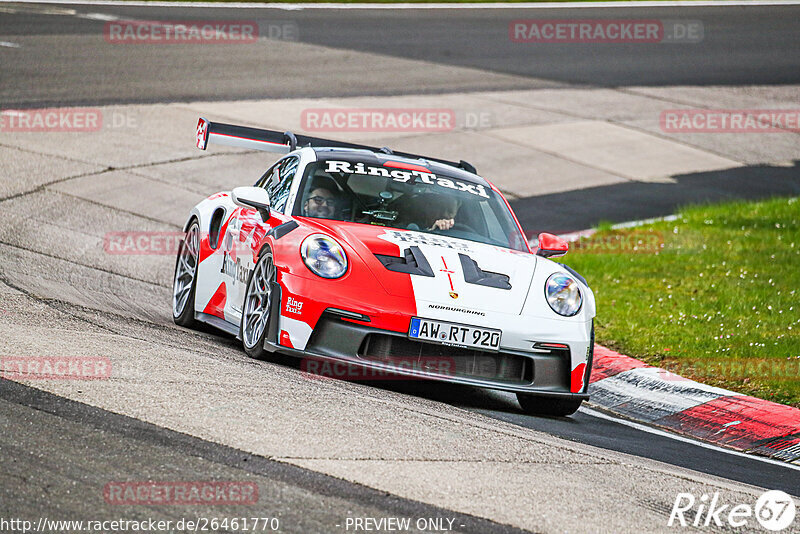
(302, 187), (337, 219)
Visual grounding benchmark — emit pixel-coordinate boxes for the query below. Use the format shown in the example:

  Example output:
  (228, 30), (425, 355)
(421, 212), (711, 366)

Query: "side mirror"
(232, 187), (271, 222)
(535, 232), (568, 258)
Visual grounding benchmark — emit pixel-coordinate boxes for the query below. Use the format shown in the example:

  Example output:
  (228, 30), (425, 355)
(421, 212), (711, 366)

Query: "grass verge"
(563, 196), (800, 408)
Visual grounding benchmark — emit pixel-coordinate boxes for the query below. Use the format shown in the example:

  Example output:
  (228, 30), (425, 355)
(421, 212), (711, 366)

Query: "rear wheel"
(172, 221), (200, 327)
(240, 247), (276, 360)
(516, 394), (582, 417)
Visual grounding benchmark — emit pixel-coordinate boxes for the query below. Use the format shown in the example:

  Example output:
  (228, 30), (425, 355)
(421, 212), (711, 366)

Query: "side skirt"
(194, 311), (240, 338)
(193, 281), (280, 343)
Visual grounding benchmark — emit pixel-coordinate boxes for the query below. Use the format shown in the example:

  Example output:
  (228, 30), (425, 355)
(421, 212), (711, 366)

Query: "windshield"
(293, 158), (529, 252)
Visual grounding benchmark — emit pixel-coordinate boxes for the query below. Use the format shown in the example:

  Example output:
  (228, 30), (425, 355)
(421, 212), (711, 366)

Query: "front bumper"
(267, 311), (590, 399)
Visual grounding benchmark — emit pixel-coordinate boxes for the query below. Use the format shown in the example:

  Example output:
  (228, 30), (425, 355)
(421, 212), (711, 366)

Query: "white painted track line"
(580, 406), (800, 473)
(75, 11), (118, 19)
(611, 214), (680, 229)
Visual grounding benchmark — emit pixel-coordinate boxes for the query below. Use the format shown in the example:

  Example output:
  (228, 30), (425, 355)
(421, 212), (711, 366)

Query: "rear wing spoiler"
(195, 117), (477, 174)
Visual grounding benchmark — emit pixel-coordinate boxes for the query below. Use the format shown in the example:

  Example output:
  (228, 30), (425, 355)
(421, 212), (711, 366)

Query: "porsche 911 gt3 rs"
(173, 118), (596, 416)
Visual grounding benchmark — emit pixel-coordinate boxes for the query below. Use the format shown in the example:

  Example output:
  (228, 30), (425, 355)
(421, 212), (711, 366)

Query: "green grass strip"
(564, 196), (800, 407)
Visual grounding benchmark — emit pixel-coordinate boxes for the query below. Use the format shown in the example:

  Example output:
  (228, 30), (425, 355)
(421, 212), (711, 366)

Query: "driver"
(302, 186), (337, 219)
(424, 195), (460, 231)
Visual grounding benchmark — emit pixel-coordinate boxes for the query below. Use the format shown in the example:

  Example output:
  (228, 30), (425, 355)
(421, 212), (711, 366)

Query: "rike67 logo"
(669, 490), (796, 531)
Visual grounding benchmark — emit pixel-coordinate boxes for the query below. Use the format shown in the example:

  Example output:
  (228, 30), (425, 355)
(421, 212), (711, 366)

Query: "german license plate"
(408, 317), (501, 351)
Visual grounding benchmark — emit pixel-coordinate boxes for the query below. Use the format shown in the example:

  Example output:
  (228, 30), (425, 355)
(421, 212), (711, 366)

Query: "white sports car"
(173, 118), (596, 416)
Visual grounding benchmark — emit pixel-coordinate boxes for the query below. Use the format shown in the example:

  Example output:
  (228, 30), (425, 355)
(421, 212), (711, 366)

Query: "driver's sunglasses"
(309, 196), (336, 207)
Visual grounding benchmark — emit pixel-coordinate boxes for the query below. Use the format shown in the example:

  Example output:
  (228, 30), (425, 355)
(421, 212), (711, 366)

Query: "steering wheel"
(433, 222), (478, 235)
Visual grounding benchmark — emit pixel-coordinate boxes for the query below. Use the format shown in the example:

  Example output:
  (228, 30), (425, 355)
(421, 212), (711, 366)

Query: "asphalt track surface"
(363, 380), (800, 496)
(1, 3), (799, 532)
(1, 4), (800, 107)
(0, 380), (528, 534)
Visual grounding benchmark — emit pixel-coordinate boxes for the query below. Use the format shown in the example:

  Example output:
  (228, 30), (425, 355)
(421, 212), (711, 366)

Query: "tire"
(516, 393), (583, 417)
(240, 247), (276, 360)
(518, 323), (593, 417)
(172, 221), (200, 328)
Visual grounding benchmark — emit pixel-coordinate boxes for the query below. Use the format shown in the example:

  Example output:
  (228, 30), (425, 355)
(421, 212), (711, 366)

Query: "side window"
(254, 161), (279, 189)
(480, 201), (510, 247)
(268, 157), (299, 213)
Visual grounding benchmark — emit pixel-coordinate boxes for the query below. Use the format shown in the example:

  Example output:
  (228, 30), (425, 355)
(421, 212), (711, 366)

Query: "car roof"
(308, 147), (491, 188)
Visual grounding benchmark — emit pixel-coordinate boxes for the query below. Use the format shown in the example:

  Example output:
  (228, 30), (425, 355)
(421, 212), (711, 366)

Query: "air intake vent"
(358, 334), (531, 384)
(375, 246), (434, 277)
(458, 254), (511, 289)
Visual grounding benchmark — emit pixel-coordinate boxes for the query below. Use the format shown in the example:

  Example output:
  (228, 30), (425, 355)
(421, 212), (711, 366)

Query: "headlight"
(545, 273), (582, 317)
(301, 234), (348, 279)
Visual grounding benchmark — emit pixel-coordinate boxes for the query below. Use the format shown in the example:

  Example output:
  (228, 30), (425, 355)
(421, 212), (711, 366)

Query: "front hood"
(307, 220), (538, 315)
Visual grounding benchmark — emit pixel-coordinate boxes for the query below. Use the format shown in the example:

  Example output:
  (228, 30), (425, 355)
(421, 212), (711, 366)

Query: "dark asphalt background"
(1, 4), (800, 107)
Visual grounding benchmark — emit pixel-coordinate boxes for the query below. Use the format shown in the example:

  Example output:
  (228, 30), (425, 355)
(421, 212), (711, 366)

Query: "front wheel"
(516, 393), (583, 417)
(240, 247), (276, 360)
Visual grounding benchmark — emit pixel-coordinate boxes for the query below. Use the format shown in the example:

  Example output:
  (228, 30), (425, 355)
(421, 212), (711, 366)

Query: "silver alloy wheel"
(242, 252), (275, 349)
(172, 223), (199, 318)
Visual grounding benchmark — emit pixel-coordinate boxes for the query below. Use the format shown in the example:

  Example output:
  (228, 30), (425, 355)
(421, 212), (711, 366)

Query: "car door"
(224, 156), (301, 321)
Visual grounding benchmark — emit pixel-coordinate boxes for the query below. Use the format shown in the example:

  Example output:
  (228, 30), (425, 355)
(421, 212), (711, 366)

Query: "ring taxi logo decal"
(381, 230), (472, 252)
(323, 160), (490, 199)
(285, 297), (303, 315)
(220, 253), (248, 285)
(220, 217), (249, 285)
